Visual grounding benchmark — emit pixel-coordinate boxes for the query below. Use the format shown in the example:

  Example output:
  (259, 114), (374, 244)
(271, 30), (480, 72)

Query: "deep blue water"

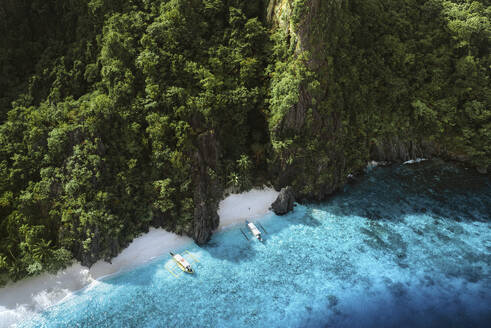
(21, 160), (490, 327)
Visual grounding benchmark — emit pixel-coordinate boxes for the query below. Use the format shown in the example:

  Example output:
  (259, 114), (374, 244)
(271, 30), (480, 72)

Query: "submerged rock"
(271, 187), (295, 215)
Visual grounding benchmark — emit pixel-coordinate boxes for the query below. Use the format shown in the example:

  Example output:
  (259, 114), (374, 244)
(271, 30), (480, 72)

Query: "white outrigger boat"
(240, 220), (267, 242)
(169, 252), (194, 274)
(165, 250), (200, 278)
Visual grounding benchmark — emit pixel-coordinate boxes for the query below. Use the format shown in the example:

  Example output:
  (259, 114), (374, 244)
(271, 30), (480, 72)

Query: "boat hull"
(175, 261), (194, 274)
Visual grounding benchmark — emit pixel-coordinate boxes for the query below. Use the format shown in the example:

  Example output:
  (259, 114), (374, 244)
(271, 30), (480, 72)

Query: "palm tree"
(32, 240), (52, 262)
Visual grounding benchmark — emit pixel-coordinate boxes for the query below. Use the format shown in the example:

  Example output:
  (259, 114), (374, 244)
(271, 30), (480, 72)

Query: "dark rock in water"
(327, 295), (339, 308)
(271, 187), (295, 215)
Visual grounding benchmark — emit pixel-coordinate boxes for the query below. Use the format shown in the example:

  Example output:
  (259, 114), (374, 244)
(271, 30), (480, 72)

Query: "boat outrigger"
(170, 252), (194, 273)
(240, 220), (267, 242)
(165, 250), (199, 278)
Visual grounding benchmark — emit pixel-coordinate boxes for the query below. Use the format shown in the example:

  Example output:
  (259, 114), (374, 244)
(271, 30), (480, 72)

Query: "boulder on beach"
(271, 187), (295, 215)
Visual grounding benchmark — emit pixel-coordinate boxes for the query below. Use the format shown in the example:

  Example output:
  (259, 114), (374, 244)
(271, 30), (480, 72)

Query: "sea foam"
(0, 188), (278, 328)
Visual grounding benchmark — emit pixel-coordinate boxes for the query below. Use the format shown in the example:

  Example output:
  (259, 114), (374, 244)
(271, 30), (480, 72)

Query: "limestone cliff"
(266, 0), (489, 201)
(192, 132), (222, 244)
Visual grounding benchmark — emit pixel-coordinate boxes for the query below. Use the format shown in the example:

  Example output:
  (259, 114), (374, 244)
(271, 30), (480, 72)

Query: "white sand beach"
(0, 187), (278, 327)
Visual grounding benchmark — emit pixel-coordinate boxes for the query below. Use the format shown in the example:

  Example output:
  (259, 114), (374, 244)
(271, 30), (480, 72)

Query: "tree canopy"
(0, 0), (489, 283)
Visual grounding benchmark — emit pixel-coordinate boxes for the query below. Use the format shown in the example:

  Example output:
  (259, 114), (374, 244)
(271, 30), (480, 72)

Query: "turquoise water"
(22, 161), (490, 327)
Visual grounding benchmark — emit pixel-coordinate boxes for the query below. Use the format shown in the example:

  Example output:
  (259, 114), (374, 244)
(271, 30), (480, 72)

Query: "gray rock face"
(271, 187), (295, 215)
(370, 136), (437, 163)
(192, 131), (221, 244)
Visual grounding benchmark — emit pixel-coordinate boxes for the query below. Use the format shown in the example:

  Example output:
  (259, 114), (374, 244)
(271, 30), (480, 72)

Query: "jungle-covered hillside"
(0, 0), (489, 283)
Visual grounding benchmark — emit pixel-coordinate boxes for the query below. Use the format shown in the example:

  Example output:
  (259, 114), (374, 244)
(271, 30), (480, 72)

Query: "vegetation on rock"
(0, 0), (489, 283)
(267, 0), (490, 199)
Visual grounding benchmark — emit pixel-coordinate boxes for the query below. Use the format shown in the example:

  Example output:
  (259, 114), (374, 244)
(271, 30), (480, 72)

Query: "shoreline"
(217, 187), (279, 230)
(0, 187), (279, 328)
(0, 161), (441, 327)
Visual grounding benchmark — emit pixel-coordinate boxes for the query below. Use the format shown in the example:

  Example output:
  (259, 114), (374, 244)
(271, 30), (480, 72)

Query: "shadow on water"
(312, 160), (491, 283)
(92, 160), (490, 288)
(205, 206), (321, 263)
(203, 232), (258, 264)
(323, 160), (490, 223)
(314, 284), (491, 328)
(101, 211), (320, 287)
(163, 160), (488, 270)
(20, 160), (491, 328)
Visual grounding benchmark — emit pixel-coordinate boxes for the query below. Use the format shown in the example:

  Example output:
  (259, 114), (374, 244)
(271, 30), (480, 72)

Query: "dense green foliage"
(267, 0), (490, 198)
(0, 0), (270, 283)
(0, 0), (489, 283)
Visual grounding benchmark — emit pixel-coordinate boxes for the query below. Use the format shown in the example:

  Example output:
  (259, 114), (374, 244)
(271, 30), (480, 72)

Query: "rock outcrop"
(369, 137), (437, 163)
(271, 187), (295, 215)
(191, 131), (221, 244)
(266, 0), (488, 204)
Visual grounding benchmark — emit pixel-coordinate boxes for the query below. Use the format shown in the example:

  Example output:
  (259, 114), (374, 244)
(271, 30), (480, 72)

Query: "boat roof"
(247, 222), (261, 236)
(173, 253), (191, 267)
